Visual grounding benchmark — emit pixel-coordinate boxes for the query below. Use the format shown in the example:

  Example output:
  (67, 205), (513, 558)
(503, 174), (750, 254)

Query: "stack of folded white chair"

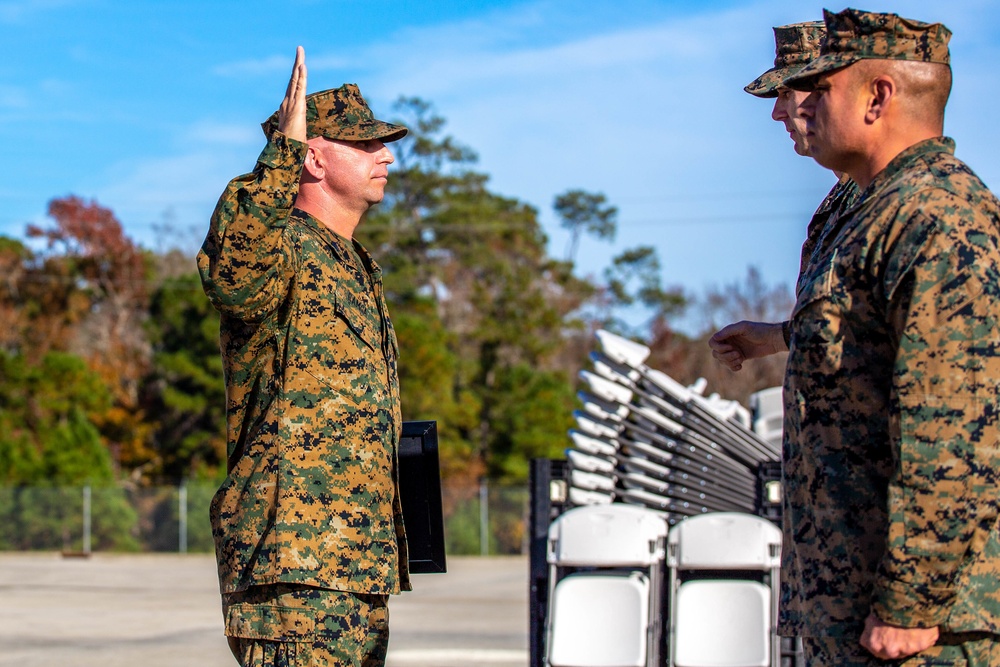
(566, 329), (782, 522)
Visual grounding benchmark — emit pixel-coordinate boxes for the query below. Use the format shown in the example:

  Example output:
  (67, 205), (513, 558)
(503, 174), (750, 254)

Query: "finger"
(710, 339), (742, 355)
(713, 357), (745, 372)
(718, 350), (745, 365)
(709, 332), (733, 345)
(283, 47), (306, 108)
(715, 321), (749, 339)
(295, 45), (307, 100)
(712, 351), (744, 372)
(708, 339), (730, 352)
(278, 47), (309, 140)
(711, 348), (734, 363)
(860, 613), (883, 656)
(284, 47), (302, 100)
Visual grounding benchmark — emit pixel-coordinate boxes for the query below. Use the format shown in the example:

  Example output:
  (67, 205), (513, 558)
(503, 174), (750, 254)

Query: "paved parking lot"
(0, 553), (528, 667)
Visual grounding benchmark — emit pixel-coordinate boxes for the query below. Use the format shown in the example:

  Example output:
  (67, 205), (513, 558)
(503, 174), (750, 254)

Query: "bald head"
(848, 59), (952, 131)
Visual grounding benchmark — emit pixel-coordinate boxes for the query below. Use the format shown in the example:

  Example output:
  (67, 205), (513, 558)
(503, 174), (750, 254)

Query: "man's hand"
(708, 320), (785, 372)
(278, 46), (308, 142)
(860, 613), (939, 660)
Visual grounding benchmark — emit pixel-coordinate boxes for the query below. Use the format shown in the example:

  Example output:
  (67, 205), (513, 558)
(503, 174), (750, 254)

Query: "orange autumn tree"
(26, 196), (155, 472)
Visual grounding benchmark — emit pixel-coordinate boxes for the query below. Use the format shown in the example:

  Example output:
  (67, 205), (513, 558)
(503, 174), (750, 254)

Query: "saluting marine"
(198, 47), (409, 666)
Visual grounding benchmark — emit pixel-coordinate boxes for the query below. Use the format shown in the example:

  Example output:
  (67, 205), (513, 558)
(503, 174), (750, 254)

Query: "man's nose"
(771, 98), (787, 121)
(377, 142), (394, 164)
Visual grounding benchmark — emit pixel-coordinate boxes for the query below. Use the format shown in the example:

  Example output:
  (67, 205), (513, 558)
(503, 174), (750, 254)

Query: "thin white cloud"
(181, 120), (260, 147)
(0, 78), (85, 118)
(213, 53), (353, 78)
(307, 53), (356, 72)
(212, 55), (289, 78)
(0, 0), (82, 23)
(0, 84), (29, 109)
(89, 150), (249, 246)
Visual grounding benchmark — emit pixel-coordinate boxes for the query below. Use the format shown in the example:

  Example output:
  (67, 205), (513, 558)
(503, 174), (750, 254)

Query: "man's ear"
(867, 75), (895, 123)
(301, 145), (324, 181)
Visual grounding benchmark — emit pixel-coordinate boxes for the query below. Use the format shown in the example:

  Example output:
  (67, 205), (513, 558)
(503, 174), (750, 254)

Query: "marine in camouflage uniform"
(197, 48), (410, 666)
(780, 9), (1000, 665)
(709, 21), (859, 368)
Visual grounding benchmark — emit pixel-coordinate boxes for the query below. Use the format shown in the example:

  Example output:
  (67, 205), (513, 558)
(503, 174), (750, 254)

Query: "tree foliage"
(141, 274), (226, 482)
(22, 196), (155, 470)
(646, 266), (792, 406)
(362, 97), (597, 481)
(554, 189), (618, 263)
(0, 351), (114, 485)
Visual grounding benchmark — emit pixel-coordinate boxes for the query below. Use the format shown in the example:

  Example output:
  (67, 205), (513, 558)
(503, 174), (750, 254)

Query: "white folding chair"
(667, 512), (782, 667)
(566, 449), (616, 476)
(749, 387), (784, 447)
(545, 504), (668, 667)
(570, 468), (616, 493)
(568, 487), (614, 506)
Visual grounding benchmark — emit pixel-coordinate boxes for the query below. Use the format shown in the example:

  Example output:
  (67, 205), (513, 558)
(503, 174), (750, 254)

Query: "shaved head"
(849, 59), (952, 129)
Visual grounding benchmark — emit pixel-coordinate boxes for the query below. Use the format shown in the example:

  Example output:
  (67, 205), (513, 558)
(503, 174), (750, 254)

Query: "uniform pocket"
(792, 252), (837, 320)
(290, 282), (380, 401)
(225, 603), (317, 641)
(335, 285), (379, 352)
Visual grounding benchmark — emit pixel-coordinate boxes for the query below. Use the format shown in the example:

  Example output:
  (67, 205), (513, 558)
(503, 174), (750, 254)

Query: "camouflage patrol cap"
(784, 8), (951, 91)
(261, 83), (407, 143)
(745, 22), (825, 98)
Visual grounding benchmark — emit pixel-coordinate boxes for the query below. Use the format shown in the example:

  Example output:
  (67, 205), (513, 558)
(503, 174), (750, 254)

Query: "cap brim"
(744, 65), (799, 98)
(315, 119), (408, 143)
(261, 114), (408, 142)
(783, 53), (858, 91)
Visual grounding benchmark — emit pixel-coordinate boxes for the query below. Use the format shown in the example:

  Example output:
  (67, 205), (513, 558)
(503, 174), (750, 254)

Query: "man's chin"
(808, 151), (839, 171)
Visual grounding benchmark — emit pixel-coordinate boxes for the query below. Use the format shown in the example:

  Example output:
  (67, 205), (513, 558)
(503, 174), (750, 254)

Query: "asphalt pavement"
(0, 552), (529, 667)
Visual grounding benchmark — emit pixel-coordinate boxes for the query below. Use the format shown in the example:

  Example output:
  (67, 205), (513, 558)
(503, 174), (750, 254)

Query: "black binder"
(398, 421), (447, 574)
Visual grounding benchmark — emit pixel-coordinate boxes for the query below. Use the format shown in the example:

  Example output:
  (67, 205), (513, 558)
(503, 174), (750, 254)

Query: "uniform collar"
(289, 208), (383, 279)
(858, 136), (956, 203)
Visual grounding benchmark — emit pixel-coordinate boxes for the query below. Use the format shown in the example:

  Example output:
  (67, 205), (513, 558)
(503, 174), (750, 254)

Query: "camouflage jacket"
(797, 174), (859, 279)
(780, 137), (1000, 638)
(197, 131), (410, 596)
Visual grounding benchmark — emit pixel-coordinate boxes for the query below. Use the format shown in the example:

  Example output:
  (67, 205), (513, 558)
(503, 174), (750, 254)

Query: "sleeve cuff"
(249, 130), (308, 212)
(871, 578), (954, 628)
(258, 130), (308, 169)
(781, 320), (792, 348)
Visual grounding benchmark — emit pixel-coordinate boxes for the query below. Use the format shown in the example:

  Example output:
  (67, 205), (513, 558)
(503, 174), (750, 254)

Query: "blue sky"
(4, 0), (999, 329)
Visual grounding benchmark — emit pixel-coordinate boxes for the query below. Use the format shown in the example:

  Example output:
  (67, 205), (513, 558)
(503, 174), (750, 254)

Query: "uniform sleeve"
(196, 131), (308, 321)
(873, 195), (1000, 627)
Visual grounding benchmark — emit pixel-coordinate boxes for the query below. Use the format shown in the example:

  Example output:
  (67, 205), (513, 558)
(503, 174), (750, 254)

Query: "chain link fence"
(0, 482), (529, 556)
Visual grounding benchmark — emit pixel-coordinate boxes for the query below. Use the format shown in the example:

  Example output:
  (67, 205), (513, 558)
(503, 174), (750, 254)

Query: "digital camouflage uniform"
(197, 84), (410, 665)
(743, 21), (861, 348)
(797, 175), (858, 280)
(779, 9), (1000, 666)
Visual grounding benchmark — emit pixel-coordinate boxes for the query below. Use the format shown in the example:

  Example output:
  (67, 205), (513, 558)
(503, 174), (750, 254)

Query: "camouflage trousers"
(802, 633), (1000, 666)
(223, 584), (389, 667)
